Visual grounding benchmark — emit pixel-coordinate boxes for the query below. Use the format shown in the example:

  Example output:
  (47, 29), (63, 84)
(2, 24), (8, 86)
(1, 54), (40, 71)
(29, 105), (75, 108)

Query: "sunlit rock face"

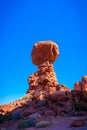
(31, 41), (59, 66)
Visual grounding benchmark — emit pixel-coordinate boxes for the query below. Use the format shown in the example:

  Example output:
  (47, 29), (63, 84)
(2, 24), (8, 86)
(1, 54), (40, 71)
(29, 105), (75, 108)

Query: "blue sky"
(0, 0), (87, 105)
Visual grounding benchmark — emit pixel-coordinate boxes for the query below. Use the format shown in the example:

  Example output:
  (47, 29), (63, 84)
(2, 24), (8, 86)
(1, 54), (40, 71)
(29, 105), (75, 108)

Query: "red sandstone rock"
(49, 87), (57, 94)
(71, 119), (85, 127)
(27, 41), (71, 100)
(31, 41), (59, 66)
(74, 81), (82, 91)
(82, 76), (87, 93)
(0, 104), (12, 114)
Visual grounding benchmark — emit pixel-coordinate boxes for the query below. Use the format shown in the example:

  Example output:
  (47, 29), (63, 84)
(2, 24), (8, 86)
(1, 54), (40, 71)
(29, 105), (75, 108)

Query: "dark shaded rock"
(38, 100), (47, 107)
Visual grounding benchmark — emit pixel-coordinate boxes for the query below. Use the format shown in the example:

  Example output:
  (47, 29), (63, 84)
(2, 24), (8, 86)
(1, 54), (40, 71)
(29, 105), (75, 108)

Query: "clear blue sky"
(0, 0), (87, 105)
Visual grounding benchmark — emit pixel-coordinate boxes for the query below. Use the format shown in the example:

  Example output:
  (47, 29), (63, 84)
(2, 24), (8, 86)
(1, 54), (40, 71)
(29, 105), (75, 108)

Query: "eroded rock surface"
(27, 41), (61, 99)
(32, 41), (59, 66)
(27, 41), (71, 99)
(27, 61), (59, 99)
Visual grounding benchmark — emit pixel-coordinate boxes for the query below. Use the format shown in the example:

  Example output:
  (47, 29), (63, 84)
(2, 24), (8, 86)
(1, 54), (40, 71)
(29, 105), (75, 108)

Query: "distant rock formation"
(74, 81), (82, 91)
(74, 76), (87, 93)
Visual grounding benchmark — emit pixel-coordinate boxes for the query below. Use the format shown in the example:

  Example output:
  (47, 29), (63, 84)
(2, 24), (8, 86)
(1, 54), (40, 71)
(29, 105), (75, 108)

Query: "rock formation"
(27, 61), (59, 99)
(0, 40), (87, 130)
(74, 76), (87, 93)
(74, 81), (82, 91)
(27, 41), (71, 99)
(27, 41), (61, 99)
(25, 40), (87, 117)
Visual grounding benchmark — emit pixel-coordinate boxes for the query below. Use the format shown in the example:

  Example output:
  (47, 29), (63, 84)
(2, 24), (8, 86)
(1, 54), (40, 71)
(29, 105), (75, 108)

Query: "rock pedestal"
(27, 61), (58, 99)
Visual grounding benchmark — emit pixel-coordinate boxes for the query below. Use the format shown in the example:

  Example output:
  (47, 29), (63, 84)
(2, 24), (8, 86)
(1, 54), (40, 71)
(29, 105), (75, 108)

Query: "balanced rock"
(27, 41), (59, 99)
(31, 41), (59, 66)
